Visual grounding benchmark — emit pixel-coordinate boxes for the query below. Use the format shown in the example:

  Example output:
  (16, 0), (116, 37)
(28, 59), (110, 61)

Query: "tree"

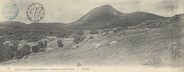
(16, 44), (31, 59)
(90, 30), (99, 34)
(57, 40), (64, 47)
(37, 41), (45, 52)
(9, 42), (19, 58)
(4, 46), (14, 61)
(32, 45), (39, 53)
(73, 35), (85, 44)
(43, 40), (47, 48)
(0, 44), (5, 62)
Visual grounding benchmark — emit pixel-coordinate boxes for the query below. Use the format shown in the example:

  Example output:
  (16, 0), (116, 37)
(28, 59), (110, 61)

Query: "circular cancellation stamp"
(26, 3), (45, 22)
(2, 3), (19, 20)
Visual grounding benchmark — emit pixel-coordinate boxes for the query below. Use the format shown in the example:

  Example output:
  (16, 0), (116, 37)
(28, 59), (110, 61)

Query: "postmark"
(26, 3), (45, 22)
(2, 3), (19, 20)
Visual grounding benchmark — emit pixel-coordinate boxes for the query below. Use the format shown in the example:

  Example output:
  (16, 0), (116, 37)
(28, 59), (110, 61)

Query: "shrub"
(74, 30), (84, 35)
(0, 42), (19, 62)
(43, 40), (47, 48)
(57, 40), (64, 47)
(0, 44), (5, 62)
(90, 30), (99, 34)
(16, 44), (31, 59)
(73, 35), (85, 43)
(1, 45), (14, 61)
(37, 41), (45, 52)
(9, 43), (19, 58)
(89, 36), (94, 39)
(32, 45), (39, 53)
(37, 41), (44, 48)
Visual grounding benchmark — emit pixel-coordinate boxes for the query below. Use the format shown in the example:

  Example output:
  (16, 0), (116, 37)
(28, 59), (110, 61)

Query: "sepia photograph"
(0, 0), (184, 72)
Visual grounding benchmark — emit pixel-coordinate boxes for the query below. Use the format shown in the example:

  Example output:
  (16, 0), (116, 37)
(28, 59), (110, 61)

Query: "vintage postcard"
(0, 0), (184, 72)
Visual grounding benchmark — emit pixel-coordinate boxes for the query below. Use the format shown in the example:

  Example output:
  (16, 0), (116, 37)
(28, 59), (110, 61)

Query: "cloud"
(157, 1), (179, 11)
(137, 0), (184, 16)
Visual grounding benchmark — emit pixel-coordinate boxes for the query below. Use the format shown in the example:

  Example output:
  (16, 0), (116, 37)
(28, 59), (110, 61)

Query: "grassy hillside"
(1, 14), (183, 67)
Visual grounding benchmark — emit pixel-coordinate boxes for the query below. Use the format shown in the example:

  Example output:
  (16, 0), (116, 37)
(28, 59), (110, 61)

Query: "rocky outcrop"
(95, 43), (101, 48)
(109, 41), (118, 45)
(62, 37), (74, 46)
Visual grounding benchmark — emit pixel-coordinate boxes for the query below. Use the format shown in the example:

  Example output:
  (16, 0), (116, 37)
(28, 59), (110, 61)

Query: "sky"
(0, 0), (184, 23)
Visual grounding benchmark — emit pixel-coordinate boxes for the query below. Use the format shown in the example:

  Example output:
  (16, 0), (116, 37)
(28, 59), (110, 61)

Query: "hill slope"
(1, 14), (184, 66)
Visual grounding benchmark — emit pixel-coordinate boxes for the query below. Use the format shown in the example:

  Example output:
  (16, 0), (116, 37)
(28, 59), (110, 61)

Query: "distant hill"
(27, 22), (66, 29)
(0, 21), (67, 42)
(0, 21), (66, 29)
(0, 21), (27, 28)
(70, 4), (165, 29)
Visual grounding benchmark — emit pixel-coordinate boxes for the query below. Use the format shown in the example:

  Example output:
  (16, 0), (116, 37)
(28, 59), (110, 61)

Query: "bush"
(37, 41), (44, 48)
(32, 45), (39, 53)
(57, 40), (64, 47)
(89, 36), (94, 39)
(16, 44), (31, 59)
(37, 41), (45, 52)
(74, 30), (84, 35)
(0, 43), (19, 62)
(9, 43), (19, 58)
(1, 45), (14, 61)
(90, 30), (99, 34)
(43, 40), (47, 48)
(0, 44), (5, 62)
(73, 35), (85, 43)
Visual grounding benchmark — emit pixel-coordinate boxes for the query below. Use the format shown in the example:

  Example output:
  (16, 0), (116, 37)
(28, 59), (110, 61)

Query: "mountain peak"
(72, 5), (164, 29)
(96, 4), (116, 11)
(76, 4), (122, 22)
(98, 4), (113, 8)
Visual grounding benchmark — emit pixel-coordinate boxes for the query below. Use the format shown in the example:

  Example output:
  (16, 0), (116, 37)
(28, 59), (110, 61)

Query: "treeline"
(0, 27), (87, 63)
(0, 26), (76, 42)
(0, 41), (46, 62)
